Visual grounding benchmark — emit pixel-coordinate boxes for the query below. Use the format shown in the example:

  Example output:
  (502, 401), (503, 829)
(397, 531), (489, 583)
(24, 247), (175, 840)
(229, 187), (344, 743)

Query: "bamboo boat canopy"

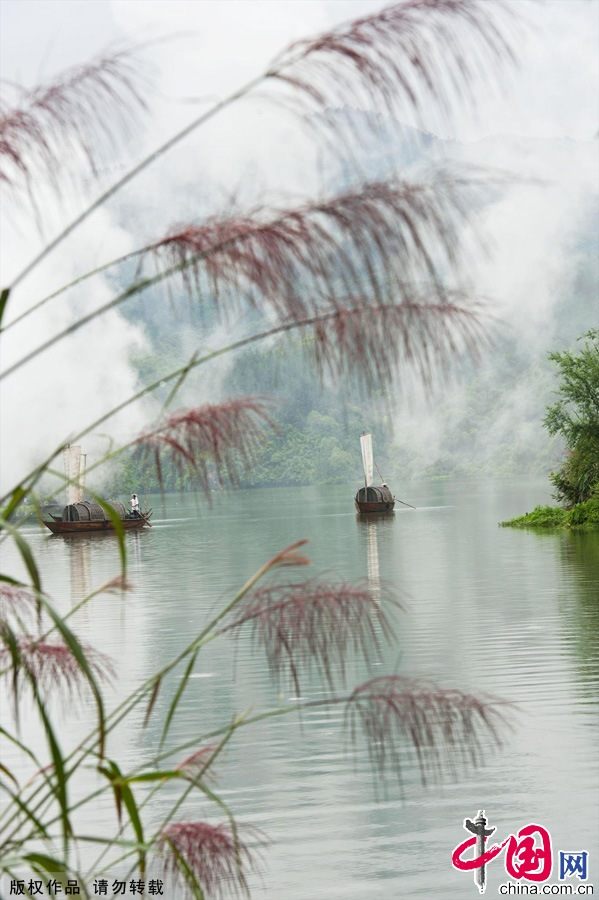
(355, 485), (393, 504)
(62, 500), (126, 522)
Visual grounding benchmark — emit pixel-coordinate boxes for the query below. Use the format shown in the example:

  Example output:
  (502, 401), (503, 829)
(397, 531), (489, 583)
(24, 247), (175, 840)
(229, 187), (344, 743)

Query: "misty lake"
(3, 478), (599, 898)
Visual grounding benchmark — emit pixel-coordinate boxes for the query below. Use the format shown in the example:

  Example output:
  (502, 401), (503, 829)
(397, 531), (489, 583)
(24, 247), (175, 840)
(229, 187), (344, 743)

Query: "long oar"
(374, 461), (416, 510)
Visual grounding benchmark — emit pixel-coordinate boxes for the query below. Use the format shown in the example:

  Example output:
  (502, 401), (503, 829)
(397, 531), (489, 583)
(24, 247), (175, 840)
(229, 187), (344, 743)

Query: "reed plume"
(345, 675), (511, 785)
(0, 635), (114, 700)
(225, 580), (399, 694)
(159, 821), (263, 898)
(268, 0), (515, 126)
(0, 49), (145, 192)
(0, 585), (39, 627)
(308, 294), (487, 390)
(133, 398), (272, 495)
(0, 0), (516, 295)
(0, 170), (494, 383)
(264, 539), (311, 571)
(176, 744), (220, 783)
(0, 3), (519, 889)
(148, 171), (485, 323)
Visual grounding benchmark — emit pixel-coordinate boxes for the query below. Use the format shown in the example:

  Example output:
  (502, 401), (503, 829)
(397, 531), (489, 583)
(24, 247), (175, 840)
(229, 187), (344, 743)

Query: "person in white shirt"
(130, 494), (140, 517)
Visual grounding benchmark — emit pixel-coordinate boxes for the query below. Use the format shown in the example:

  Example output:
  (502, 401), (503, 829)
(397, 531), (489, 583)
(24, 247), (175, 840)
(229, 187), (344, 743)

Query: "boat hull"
(355, 499), (395, 513)
(43, 517), (149, 534)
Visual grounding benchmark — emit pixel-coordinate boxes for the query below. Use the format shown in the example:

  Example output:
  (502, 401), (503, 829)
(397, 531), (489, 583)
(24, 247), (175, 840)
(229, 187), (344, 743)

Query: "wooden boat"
(42, 446), (151, 534)
(43, 500), (151, 534)
(354, 432), (395, 513)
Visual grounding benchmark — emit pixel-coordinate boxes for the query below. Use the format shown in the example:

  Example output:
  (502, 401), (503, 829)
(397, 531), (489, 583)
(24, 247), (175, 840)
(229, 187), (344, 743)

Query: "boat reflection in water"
(68, 538), (91, 604)
(365, 518), (382, 600)
(356, 507), (396, 603)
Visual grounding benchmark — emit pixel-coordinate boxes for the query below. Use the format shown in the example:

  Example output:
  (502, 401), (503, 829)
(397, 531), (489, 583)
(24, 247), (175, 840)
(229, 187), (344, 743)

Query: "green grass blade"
(0, 761), (19, 788)
(40, 598), (109, 759)
(0, 286), (10, 329)
(0, 780), (49, 837)
(2, 621), (72, 856)
(163, 838), (206, 900)
(1, 622), (23, 726)
(126, 770), (181, 784)
(24, 855), (90, 899)
(86, 492), (127, 580)
(0, 574), (26, 586)
(143, 676), (162, 729)
(98, 760), (146, 875)
(1, 486), (28, 521)
(160, 651), (198, 748)
(23, 852), (67, 873)
(98, 763), (123, 825)
(33, 690), (72, 855)
(0, 726), (44, 771)
(0, 517), (42, 594)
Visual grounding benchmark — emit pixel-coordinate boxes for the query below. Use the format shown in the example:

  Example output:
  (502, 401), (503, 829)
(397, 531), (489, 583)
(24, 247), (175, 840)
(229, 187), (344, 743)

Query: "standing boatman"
(130, 493), (140, 518)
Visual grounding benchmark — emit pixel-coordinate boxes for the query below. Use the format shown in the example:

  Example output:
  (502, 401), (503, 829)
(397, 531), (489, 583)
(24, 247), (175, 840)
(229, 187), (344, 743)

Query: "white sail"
(360, 432), (374, 487)
(80, 451), (87, 497)
(64, 445), (84, 504)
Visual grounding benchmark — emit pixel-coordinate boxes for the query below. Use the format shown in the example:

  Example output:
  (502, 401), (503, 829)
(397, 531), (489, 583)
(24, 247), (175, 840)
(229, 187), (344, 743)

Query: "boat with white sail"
(43, 445), (151, 534)
(354, 432), (395, 513)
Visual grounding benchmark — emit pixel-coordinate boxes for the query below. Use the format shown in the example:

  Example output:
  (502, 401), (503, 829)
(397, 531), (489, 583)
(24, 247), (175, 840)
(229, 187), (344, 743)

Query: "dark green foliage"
(109, 446), (192, 494)
(568, 496), (599, 528)
(501, 505), (568, 528)
(502, 331), (599, 530)
(549, 438), (599, 507)
(223, 341), (392, 486)
(545, 330), (599, 505)
(106, 340), (393, 493)
(501, 498), (599, 530)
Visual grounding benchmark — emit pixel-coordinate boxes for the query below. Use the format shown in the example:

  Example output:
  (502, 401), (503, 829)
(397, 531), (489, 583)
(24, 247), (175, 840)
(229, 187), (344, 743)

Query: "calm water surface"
(2, 479), (598, 898)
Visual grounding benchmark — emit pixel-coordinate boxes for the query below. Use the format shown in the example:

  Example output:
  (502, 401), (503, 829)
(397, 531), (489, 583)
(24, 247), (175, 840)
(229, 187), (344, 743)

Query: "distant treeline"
(101, 124), (597, 496)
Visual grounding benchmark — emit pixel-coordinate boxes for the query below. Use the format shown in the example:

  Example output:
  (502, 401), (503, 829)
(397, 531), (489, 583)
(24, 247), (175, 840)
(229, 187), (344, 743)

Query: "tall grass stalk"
(1, 3), (518, 896)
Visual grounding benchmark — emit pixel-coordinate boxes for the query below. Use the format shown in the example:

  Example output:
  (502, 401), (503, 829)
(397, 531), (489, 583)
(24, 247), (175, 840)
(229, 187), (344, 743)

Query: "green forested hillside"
(104, 124), (597, 494)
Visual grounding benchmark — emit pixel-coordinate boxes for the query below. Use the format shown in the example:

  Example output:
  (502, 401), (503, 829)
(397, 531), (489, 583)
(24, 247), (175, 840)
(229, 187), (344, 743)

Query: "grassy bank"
(501, 498), (599, 530)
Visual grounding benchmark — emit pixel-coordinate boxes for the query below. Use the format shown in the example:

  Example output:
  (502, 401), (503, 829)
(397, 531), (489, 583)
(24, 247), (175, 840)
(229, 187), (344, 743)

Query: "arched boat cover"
(62, 500), (127, 522)
(355, 485), (394, 503)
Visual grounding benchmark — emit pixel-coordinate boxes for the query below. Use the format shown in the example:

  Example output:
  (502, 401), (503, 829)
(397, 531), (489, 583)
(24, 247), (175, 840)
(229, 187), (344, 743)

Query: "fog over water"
(1, 4), (598, 898)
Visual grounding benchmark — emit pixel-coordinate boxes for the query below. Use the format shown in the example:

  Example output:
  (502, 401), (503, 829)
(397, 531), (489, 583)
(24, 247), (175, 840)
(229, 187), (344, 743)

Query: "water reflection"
(355, 513), (396, 597)
(68, 536), (91, 602)
(358, 516), (383, 600)
(127, 529), (143, 580)
(2, 480), (598, 899)
(558, 531), (599, 686)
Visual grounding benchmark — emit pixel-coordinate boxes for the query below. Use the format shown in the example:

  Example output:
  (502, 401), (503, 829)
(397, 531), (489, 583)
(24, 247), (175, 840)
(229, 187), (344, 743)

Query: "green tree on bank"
(545, 329), (599, 505)
(502, 330), (599, 529)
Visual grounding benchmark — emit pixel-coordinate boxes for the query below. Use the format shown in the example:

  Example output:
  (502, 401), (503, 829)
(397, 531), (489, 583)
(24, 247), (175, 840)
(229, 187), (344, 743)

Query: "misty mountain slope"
(110, 119), (597, 489)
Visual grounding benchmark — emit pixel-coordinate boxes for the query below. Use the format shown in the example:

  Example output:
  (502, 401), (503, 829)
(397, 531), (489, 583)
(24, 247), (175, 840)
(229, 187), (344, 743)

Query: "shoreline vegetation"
(502, 330), (599, 531)
(501, 498), (599, 530)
